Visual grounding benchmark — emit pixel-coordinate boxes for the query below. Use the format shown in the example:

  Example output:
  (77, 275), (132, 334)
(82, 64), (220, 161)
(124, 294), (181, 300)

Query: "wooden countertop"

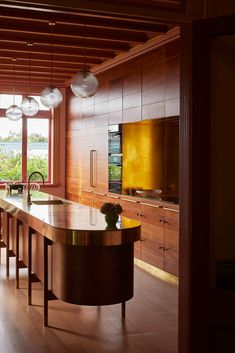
(0, 190), (141, 246)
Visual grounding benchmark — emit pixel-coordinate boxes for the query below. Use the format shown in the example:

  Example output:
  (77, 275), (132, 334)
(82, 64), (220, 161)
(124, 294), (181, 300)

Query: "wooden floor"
(0, 253), (178, 353)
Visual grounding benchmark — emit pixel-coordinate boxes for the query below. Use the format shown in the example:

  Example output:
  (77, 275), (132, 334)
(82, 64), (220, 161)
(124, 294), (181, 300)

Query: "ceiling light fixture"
(6, 58), (23, 121)
(70, 19), (98, 98)
(40, 21), (63, 109)
(21, 42), (39, 117)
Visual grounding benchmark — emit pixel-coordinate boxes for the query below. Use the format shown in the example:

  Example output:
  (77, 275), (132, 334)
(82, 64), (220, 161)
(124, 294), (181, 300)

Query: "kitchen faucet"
(27, 171), (45, 204)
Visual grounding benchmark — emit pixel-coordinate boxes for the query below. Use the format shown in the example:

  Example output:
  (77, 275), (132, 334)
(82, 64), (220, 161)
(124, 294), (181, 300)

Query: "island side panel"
(52, 242), (134, 306)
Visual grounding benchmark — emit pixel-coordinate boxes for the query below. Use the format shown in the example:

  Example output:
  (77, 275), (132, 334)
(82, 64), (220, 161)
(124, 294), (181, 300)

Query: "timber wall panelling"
(66, 39), (180, 200)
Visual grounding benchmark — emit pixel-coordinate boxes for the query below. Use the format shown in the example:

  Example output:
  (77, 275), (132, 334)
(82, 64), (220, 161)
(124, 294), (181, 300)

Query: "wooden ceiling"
(0, 2), (179, 90)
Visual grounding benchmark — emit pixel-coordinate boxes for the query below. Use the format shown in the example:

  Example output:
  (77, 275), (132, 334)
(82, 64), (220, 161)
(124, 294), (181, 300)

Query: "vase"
(105, 212), (119, 227)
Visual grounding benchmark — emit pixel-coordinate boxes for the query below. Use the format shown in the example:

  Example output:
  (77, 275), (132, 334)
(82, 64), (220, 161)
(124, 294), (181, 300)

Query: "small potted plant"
(100, 202), (123, 227)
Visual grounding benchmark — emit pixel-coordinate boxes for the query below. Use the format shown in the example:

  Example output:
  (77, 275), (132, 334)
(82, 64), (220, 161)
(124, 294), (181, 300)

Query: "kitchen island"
(0, 190), (141, 326)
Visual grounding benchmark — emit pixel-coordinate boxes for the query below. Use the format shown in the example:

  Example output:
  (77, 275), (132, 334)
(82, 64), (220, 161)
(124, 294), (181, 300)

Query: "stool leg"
(28, 227), (33, 305)
(15, 219), (22, 289)
(44, 237), (49, 326)
(6, 214), (10, 277)
(121, 302), (126, 319)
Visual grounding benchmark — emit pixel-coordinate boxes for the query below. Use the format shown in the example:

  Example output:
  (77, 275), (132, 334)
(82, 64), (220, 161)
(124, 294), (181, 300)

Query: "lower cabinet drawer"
(140, 238), (164, 269)
(80, 191), (96, 207)
(119, 198), (140, 221)
(164, 247), (179, 277)
(139, 222), (164, 269)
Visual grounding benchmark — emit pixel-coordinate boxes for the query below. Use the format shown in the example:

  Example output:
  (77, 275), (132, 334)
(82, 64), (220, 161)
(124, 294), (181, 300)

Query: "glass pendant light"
(6, 58), (23, 121)
(21, 42), (39, 117)
(40, 22), (63, 109)
(70, 20), (98, 98)
(21, 96), (39, 116)
(71, 70), (98, 98)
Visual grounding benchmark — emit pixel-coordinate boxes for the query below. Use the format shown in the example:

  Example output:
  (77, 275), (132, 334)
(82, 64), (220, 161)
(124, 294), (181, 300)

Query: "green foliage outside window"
(109, 165), (121, 180)
(27, 155), (48, 180)
(0, 150), (22, 180)
(0, 149), (48, 181)
(0, 132), (48, 182)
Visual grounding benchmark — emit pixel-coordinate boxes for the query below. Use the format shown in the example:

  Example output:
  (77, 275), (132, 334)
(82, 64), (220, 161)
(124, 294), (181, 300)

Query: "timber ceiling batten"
(0, 2), (177, 89)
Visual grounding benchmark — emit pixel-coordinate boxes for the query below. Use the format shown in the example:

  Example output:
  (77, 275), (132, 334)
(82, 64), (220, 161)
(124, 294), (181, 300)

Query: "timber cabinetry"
(116, 197), (179, 276)
(138, 202), (179, 277)
(79, 190), (179, 277)
(80, 127), (108, 193)
(80, 190), (106, 208)
(163, 206), (179, 276)
(138, 202), (165, 270)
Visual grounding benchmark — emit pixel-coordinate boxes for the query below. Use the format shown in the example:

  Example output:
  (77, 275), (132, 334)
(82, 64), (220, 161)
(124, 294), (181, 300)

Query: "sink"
(32, 199), (65, 205)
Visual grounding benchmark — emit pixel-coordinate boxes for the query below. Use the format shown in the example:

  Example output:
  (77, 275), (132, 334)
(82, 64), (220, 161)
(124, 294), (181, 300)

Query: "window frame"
(0, 98), (52, 184)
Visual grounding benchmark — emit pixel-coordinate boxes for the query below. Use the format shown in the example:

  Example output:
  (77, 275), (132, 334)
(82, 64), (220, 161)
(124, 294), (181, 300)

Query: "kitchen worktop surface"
(0, 190), (141, 246)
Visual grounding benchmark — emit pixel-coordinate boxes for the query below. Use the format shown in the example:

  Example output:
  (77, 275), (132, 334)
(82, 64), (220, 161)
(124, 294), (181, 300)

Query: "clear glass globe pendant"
(6, 104), (23, 121)
(6, 58), (23, 121)
(20, 43), (39, 117)
(70, 70), (98, 98)
(40, 22), (63, 110)
(40, 86), (63, 109)
(70, 22), (99, 99)
(21, 96), (39, 117)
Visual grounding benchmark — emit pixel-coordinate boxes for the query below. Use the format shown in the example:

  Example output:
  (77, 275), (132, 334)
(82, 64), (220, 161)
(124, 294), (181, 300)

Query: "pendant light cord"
(12, 58), (16, 105)
(83, 19), (86, 71)
(27, 42), (33, 96)
(49, 21), (55, 88)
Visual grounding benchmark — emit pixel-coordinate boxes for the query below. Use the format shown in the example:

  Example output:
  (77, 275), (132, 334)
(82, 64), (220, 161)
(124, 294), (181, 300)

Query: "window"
(0, 94), (52, 183)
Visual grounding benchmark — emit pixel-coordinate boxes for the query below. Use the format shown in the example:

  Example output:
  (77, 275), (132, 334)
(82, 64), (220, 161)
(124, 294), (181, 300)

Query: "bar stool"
(0, 208), (6, 265)
(0, 210), (15, 275)
(15, 218), (28, 289)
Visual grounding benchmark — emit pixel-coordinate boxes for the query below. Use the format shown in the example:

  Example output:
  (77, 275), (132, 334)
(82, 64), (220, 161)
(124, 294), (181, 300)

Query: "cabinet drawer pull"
(158, 245), (169, 251)
(159, 218), (166, 223)
(136, 212), (143, 217)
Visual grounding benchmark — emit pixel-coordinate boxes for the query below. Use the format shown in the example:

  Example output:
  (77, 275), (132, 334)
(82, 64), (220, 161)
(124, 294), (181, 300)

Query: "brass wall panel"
(122, 119), (165, 192)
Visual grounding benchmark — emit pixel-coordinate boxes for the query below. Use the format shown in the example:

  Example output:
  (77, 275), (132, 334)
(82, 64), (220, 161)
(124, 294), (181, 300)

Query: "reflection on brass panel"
(122, 117), (179, 196)
(123, 119), (165, 191)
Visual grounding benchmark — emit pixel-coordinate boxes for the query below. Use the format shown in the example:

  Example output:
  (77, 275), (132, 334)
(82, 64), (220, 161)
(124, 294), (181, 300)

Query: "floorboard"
(0, 252), (178, 353)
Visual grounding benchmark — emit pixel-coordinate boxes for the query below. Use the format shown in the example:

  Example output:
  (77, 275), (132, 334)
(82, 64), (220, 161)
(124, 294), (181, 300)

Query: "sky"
(0, 94), (49, 138)
(0, 118), (49, 138)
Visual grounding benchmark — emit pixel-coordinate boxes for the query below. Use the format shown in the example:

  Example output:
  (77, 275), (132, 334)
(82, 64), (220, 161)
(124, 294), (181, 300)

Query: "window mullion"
(22, 116), (27, 182)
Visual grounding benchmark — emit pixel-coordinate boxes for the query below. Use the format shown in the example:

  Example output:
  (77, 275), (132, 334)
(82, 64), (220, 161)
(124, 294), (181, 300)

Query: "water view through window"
(27, 118), (49, 180)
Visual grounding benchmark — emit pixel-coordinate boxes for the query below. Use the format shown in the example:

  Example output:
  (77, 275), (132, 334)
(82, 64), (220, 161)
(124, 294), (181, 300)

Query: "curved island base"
(52, 243), (134, 306)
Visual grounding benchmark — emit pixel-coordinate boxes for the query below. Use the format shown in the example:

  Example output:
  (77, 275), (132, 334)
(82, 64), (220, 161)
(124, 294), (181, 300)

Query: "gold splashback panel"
(122, 119), (165, 192)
